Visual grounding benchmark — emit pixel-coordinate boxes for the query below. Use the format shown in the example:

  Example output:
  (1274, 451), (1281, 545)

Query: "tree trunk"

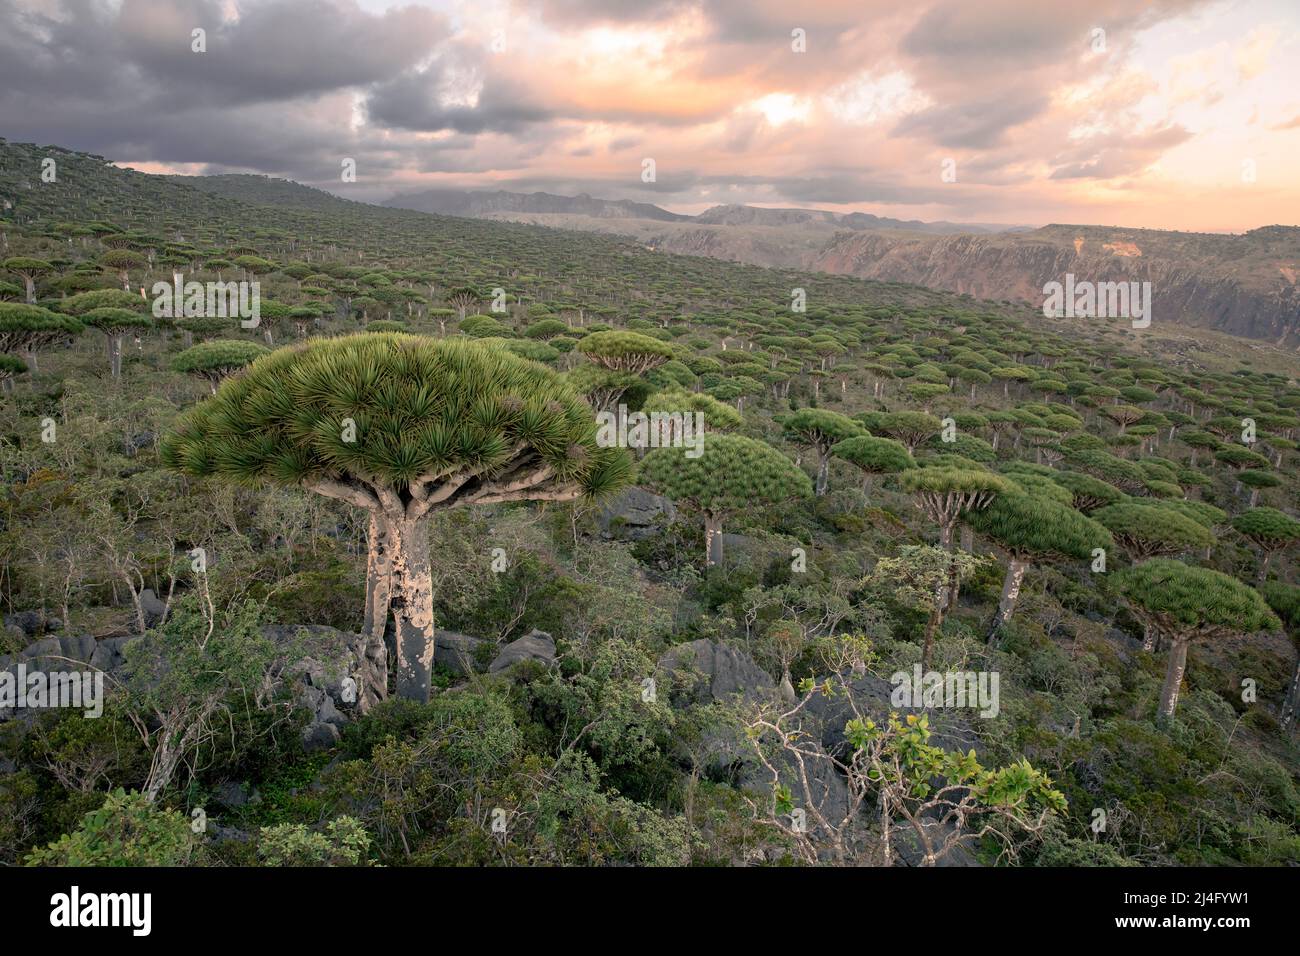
(988, 558), (1027, 642)
(1258, 550), (1273, 586)
(920, 606), (942, 671)
(1282, 651), (1299, 733)
(815, 451), (830, 497)
(363, 512), (394, 701)
(704, 513), (724, 567)
(110, 335), (123, 378)
(388, 516), (435, 703)
(1157, 637), (1189, 723)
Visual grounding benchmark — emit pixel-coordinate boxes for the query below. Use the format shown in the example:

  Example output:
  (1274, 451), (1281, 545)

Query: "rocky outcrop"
(598, 486), (677, 540)
(489, 630), (556, 673)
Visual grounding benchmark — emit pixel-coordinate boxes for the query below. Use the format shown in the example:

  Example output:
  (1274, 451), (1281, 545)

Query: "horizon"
(1, 0), (1297, 233)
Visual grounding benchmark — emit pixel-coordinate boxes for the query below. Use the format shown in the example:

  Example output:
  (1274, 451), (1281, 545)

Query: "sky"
(1, 0), (1297, 232)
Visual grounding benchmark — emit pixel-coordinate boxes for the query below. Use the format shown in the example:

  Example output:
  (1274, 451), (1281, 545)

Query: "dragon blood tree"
(162, 333), (631, 703)
(639, 433), (811, 566)
(1115, 559), (1278, 723)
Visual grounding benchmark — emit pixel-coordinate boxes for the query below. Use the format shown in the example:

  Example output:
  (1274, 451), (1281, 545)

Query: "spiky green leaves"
(638, 433), (811, 518)
(832, 435), (914, 475)
(781, 408), (864, 452)
(82, 308), (153, 336)
(641, 387), (743, 430)
(1233, 507), (1300, 551)
(576, 330), (674, 373)
(59, 289), (147, 315)
(0, 302), (84, 353)
(964, 492), (1111, 561)
(172, 339), (268, 378)
(1114, 559), (1278, 637)
(162, 333), (631, 503)
(1093, 502), (1214, 560)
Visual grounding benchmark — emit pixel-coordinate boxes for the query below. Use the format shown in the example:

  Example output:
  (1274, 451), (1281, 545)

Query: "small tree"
(82, 307), (153, 379)
(832, 434), (914, 501)
(964, 492), (1111, 641)
(1260, 582), (1300, 732)
(870, 544), (984, 670)
(163, 333), (630, 702)
(1115, 560), (1278, 723)
(781, 408), (864, 496)
(1093, 502), (1215, 561)
(898, 467), (1011, 611)
(870, 411), (943, 453)
(99, 249), (148, 291)
(172, 339), (269, 394)
(4, 257), (54, 303)
(445, 286), (480, 321)
(1233, 507), (1300, 584)
(740, 638), (1067, 865)
(639, 433), (811, 566)
(0, 353), (28, 393)
(25, 789), (196, 865)
(0, 302), (83, 371)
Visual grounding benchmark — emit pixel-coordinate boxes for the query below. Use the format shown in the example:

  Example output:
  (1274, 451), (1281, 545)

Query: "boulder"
(599, 486), (676, 539)
(489, 629), (556, 673)
(89, 635), (132, 672)
(4, 611), (61, 637)
(435, 630), (488, 677)
(138, 589), (167, 628)
(657, 638), (774, 707)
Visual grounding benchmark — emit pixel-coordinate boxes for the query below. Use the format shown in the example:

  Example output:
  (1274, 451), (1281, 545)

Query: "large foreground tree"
(1114, 560), (1278, 723)
(162, 333), (631, 702)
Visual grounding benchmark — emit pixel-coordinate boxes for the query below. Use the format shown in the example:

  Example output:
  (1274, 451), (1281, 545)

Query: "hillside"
(1, 139), (1298, 872)
(378, 181), (1300, 345)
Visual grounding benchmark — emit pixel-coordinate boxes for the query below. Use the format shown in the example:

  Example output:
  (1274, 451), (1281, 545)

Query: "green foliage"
(1114, 559), (1279, 637)
(831, 434), (914, 474)
(25, 790), (196, 866)
(639, 433), (811, 518)
(258, 817), (372, 866)
(965, 492), (1111, 560)
(163, 333), (631, 500)
(1094, 502), (1215, 559)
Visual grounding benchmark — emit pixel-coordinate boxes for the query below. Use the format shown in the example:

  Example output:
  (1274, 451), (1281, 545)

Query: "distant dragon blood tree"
(639, 433), (812, 566)
(162, 333), (631, 702)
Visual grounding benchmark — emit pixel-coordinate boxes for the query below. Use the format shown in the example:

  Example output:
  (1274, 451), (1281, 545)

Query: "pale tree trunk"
(920, 606), (942, 671)
(362, 512), (394, 701)
(936, 521), (954, 608)
(1282, 650), (1299, 733)
(1257, 550), (1273, 586)
(110, 335), (123, 378)
(988, 558), (1027, 642)
(704, 513), (724, 567)
(1158, 637), (1189, 723)
(387, 515), (435, 702)
(815, 450), (830, 497)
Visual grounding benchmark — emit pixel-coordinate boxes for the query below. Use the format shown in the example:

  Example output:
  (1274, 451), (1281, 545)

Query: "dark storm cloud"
(0, 0), (447, 180)
(1048, 124), (1192, 180)
(892, 90), (1049, 149)
(366, 58), (556, 135)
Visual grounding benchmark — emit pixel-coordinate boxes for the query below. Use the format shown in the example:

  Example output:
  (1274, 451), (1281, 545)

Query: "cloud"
(0, 0), (1292, 229)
